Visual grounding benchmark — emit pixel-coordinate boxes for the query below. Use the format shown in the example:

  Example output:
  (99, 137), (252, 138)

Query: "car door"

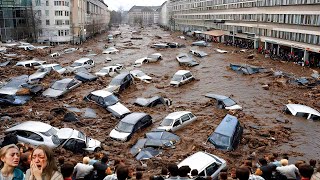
(16, 130), (44, 146)
(180, 114), (191, 127)
(98, 97), (106, 107)
(63, 138), (86, 153)
(141, 115), (152, 128)
(181, 75), (187, 84)
(171, 118), (182, 132)
(205, 162), (220, 177)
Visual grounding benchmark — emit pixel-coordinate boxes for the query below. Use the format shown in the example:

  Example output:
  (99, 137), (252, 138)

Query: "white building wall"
(159, 2), (169, 27)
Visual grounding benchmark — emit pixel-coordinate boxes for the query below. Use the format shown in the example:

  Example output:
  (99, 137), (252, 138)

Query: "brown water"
(1, 25), (319, 173)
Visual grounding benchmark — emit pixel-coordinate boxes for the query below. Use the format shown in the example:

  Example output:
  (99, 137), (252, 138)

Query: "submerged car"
(170, 70), (195, 87)
(284, 104), (320, 120)
(133, 53), (162, 67)
(42, 78), (82, 98)
(151, 43), (169, 48)
(64, 48), (78, 54)
(157, 111), (197, 132)
(75, 71), (98, 82)
(208, 114), (243, 151)
(69, 58), (94, 72)
(110, 112), (152, 141)
(84, 89), (130, 118)
(205, 93), (242, 110)
(15, 60), (46, 68)
(0, 75), (28, 95)
(41, 64), (66, 74)
(191, 41), (208, 47)
(130, 70), (152, 83)
(216, 49), (228, 53)
(178, 151), (227, 179)
(189, 50), (208, 57)
(134, 96), (170, 107)
(95, 64), (124, 77)
(167, 42), (185, 48)
(28, 67), (51, 83)
(0, 94), (31, 106)
(176, 53), (199, 67)
(103, 47), (119, 54)
(105, 73), (134, 94)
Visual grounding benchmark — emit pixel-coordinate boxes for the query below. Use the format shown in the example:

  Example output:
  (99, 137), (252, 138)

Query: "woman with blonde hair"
(0, 144), (24, 180)
(25, 144), (63, 180)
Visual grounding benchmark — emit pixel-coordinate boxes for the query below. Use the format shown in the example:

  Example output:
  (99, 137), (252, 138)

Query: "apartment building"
(169, 0), (320, 60)
(158, 1), (170, 28)
(127, 6), (160, 26)
(0, 0), (34, 41)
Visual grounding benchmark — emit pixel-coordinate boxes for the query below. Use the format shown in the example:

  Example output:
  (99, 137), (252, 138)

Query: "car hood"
(157, 126), (171, 131)
(0, 87), (19, 95)
(109, 129), (130, 141)
(170, 80), (180, 85)
(57, 68), (67, 74)
(42, 88), (64, 97)
(28, 71), (48, 82)
(225, 104), (242, 110)
(107, 102), (130, 118)
(105, 85), (120, 93)
(95, 72), (108, 76)
(87, 137), (101, 148)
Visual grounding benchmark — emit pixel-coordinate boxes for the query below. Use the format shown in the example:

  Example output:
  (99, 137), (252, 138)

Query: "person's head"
(280, 159), (289, 166)
(179, 165), (191, 177)
(101, 154), (109, 164)
(236, 167), (250, 180)
(282, 154), (289, 160)
(298, 163), (314, 179)
(83, 156), (90, 164)
(243, 160), (252, 167)
(94, 153), (100, 160)
(136, 171), (143, 180)
(61, 162), (74, 178)
(219, 172), (228, 180)
(167, 164), (179, 177)
(161, 166), (168, 176)
(268, 155), (275, 162)
(116, 165), (129, 180)
(31, 145), (58, 179)
(273, 153), (279, 159)
(191, 169), (198, 176)
(309, 159), (317, 167)
(20, 152), (30, 165)
(258, 158), (268, 166)
(0, 144), (20, 168)
(58, 156), (65, 165)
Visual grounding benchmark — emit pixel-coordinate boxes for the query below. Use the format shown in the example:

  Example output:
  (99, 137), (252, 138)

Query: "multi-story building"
(0, 0), (34, 41)
(169, 0), (320, 61)
(127, 6), (160, 26)
(158, 1), (169, 28)
(33, 0), (109, 44)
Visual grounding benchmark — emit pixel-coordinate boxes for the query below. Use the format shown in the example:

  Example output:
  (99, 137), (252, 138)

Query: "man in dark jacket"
(93, 154), (109, 180)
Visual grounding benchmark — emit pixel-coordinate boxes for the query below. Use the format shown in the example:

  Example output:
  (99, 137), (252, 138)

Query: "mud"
(1, 25), (320, 175)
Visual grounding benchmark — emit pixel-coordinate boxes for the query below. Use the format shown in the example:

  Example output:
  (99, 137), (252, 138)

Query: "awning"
(202, 30), (225, 37)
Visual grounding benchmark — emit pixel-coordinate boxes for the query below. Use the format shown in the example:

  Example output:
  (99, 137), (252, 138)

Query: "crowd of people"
(0, 143), (320, 180)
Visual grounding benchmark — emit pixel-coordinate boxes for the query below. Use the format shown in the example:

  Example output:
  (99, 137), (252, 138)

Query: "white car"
(15, 60), (46, 68)
(157, 111), (197, 132)
(17, 42), (34, 51)
(133, 58), (149, 67)
(284, 104), (320, 120)
(178, 151), (227, 179)
(133, 53), (162, 67)
(64, 48), (78, 54)
(69, 58), (94, 72)
(205, 93), (242, 110)
(41, 64), (66, 74)
(130, 70), (152, 83)
(95, 64), (124, 77)
(103, 47), (119, 54)
(170, 70), (195, 87)
(49, 52), (61, 58)
(42, 78), (82, 98)
(216, 49), (228, 53)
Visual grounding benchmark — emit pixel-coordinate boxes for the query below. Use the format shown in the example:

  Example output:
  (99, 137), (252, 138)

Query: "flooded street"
(1, 25), (320, 173)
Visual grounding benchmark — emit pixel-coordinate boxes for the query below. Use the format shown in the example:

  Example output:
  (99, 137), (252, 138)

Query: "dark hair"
(273, 153), (279, 158)
(258, 158), (268, 166)
(61, 162), (74, 178)
(94, 153), (100, 159)
(31, 145), (58, 180)
(168, 164), (179, 177)
(179, 165), (191, 177)
(282, 154), (289, 160)
(101, 154), (109, 163)
(161, 166), (168, 175)
(136, 171), (143, 179)
(116, 165), (129, 180)
(58, 156), (65, 165)
(220, 172), (228, 180)
(244, 160), (252, 167)
(298, 164), (314, 179)
(236, 167), (250, 180)
(310, 159), (317, 167)
(191, 169), (198, 176)
(20, 152), (30, 163)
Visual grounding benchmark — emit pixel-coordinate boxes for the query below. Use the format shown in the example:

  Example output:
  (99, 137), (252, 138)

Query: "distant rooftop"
(128, 5), (160, 12)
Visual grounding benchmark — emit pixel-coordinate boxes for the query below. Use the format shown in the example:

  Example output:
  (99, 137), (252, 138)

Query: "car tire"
(94, 147), (101, 152)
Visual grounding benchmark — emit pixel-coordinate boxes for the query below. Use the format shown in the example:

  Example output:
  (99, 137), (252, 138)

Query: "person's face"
(1, 148), (20, 167)
(32, 149), (47, 170)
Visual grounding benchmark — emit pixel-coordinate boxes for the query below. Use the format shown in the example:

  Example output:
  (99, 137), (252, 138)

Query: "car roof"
(130, 70), (143, 74)
(55, 78), (74, 84)
(42, 63), (60, 68)
(149, 53), (161, 56)
(175, 70), (191, 75)
(91, 89), (113, 97)
(286, 104), (320, 116)
(135, 58), (147, 63)
(165, 111), (191, 119)
(114, 72), (130, 80)
(213, 114), (239, 137)
(75, 57), (92, 63)
(205, 93), (229, 100)
(121, 112), (149, 124)
(178, 151), (221, 172)
(56, 128), (78, 139)
(16, 60), (41, 65)
(6, 121), (53, 133)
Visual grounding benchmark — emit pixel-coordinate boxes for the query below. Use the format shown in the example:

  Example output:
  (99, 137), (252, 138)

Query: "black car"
(208, 114), (243, 151)
(110, 112), (153, 141)
(105, 72), (134, 94)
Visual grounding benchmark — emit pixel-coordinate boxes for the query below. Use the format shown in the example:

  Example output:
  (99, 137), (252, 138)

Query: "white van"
(69, 57), (94, 72)
(170, 70), (195, 86)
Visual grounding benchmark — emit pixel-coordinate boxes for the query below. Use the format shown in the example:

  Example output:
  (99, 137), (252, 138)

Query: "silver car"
(42, 78), (82, 98)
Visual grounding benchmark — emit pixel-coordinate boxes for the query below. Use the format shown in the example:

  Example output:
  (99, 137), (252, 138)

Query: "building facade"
(169, 0), (320, 60)
(0, 0), (34, 41)
(158, 1), (169, 27)
(127, 6), (160, 26)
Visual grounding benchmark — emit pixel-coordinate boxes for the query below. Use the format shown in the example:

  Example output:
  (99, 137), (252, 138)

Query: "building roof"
(128, 5), (160, 13)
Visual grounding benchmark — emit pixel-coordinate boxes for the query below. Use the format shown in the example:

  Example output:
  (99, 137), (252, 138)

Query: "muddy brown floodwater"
(1, 25), (320, 176)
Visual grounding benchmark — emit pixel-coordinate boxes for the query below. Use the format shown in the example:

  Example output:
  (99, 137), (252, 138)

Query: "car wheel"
(94, 147), (101, 152)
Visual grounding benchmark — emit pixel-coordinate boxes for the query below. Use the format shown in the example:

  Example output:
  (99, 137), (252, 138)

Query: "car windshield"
(53, 65), (63, 70)
(51, 81), (68, 91)
(41, 127), (57, 136)
(172, 75), (182, 81)
(135, 71), (145, 77)
(209, 133), (230, 147)
(115, 121), (134, 133)
(148, 55), (158, 59)
(104, 94), (119, 106)
(99, 68), (110, 73)
(70, 62), (82, 67)
(78, 131), (87, 145)
(160, 118), (174, 126)
(37, 67), (49, 73)
(110, 77), (122, 86)
(222, 98), (236, 107)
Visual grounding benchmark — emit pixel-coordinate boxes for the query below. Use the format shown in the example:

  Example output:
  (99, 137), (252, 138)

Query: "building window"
(65, 30), (69, 36)
(65, 11), (69, 16)
(55, 11), (63, 16)
(55, 20), (63, 25)
(46, 0), (49, 6)
(35, 0), (41, 6)
(45, 10), (49, 16)
(46, 19), (50, 25)
(65, 20), (69, 25)
(58, 30), (64, 36)
(36, 10), (41, 16)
